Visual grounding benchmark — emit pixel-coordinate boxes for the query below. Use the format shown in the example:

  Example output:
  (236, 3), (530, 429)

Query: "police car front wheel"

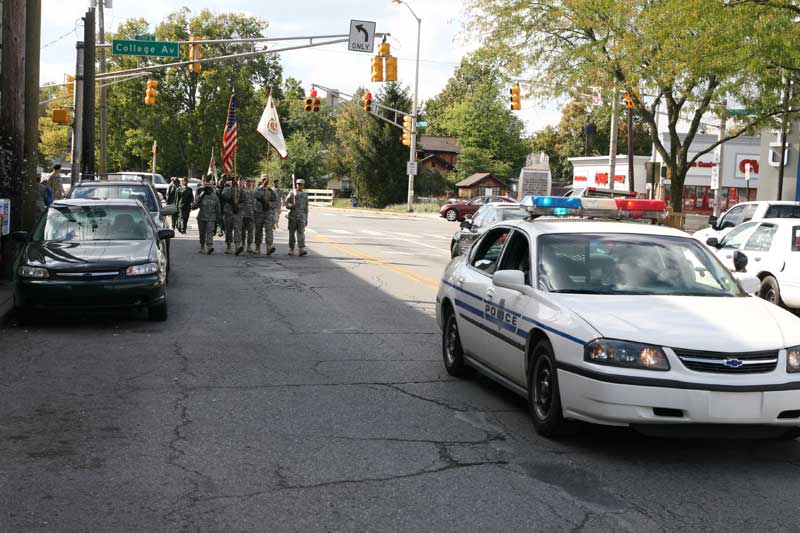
(528, 340), (575, 438)
(442, 311), (469, 377)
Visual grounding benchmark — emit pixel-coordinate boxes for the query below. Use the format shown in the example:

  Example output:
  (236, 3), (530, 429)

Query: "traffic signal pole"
(608, 90), (619, 196)
(395, 1), (422, 213)
(70, 42), (85, 189)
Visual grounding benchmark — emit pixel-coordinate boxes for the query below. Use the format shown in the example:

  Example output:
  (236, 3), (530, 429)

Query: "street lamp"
(392, 0), (421, 212)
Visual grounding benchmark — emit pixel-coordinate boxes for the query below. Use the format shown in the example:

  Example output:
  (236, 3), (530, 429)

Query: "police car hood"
(553, 294), (800, 352)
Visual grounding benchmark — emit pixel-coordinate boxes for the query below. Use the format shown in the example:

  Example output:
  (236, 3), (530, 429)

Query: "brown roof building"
(417, 135), (460, 174)
(455, 173), (509, 199)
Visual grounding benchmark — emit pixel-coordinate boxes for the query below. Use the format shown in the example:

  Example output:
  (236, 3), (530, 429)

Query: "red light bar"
(614, 199), (666, 211)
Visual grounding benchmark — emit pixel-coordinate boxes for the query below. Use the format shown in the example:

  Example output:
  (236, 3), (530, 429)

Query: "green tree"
(332, 83), (412, 207)
(105, 9), (283, 178)
(464, 0), (795, 211)
(262, 132), (328, 188)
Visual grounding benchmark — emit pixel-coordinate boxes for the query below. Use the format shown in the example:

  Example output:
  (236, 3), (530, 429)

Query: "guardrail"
(306, 189), (334, 207)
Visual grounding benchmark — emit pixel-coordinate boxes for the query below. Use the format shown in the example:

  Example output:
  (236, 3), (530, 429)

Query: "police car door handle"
(485, 288), (494, 301)
(754, 257), (761, 262)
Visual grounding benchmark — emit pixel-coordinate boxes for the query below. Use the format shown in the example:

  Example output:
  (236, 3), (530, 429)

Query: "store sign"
(734, 155), (760, 179)
(572, 166), (629, 188)
(687, 152), (717, 178)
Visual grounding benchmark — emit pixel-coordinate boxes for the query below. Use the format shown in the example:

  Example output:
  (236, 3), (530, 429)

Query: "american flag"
(222, 94), (238, 174)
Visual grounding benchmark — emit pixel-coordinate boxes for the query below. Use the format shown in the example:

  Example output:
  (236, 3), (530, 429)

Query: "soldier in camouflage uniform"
(240, 177), (256, 254)
(286, 178), (309, 256)
(191, 177), (221, 254)
(221, 177), (244, 255)
(254, 176), (279, 255)
(272, 177), (285, 230)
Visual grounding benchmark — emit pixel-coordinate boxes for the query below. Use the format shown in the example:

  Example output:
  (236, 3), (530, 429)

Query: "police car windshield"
(538, 233), (745, 297)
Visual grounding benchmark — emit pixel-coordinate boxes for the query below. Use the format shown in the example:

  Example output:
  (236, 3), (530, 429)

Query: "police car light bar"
(521, 196), (667, 221)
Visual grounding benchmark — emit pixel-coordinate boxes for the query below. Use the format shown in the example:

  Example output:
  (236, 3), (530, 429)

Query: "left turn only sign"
(348, 20), (376, 53)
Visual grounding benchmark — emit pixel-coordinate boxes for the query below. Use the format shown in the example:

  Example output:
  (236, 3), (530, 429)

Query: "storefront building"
(656, 133), (761, 214)
(568, 155), (650, 196)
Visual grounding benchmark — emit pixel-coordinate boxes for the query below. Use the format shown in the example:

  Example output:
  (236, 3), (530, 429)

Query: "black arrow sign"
(355, 24), (369, 42)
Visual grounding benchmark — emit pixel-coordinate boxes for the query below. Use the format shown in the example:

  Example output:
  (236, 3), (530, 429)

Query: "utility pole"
(777, 78), (791, 200)
(70, 42), (85, 188)
(81, 8), (96, 176)
(152, 140), (157, 174)
(627, 102), (634, 194)
(712, 102), (727, 218)
(98, 0), (108, 174)
(22, 0), (41, 230)
(608, 89), (619, 195)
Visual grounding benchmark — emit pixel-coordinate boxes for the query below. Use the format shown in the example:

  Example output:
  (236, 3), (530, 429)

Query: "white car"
(706, 218), (800, 309)
(437, 195), (800, 439)
(693, 201), (800, 244)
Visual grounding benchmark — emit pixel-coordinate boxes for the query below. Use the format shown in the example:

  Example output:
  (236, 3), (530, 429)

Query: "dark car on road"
(70, 178), (176, 271)
(12, 199), (173, 322)
(450, 203), (527, 257)
(439, 195), (516, 222)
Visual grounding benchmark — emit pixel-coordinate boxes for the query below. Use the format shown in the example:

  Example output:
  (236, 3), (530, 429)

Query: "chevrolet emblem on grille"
(723, 358), (744, 368)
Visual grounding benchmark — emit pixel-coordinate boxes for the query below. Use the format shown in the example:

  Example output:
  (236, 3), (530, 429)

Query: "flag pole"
(233, 152), (239, 209)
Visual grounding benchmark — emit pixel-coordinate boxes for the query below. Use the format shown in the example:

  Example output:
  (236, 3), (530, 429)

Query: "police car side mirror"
(157, 229), (175, 240)
(733, 250), (748, 272)
(706, 237), (720, 248)
(460, 220), (472, 230)
(492, 270), (527, 292)
(708, 215), (718, 229)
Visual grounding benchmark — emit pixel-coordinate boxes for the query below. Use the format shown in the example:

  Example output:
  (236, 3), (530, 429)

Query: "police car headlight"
(585, 339), (669, 371)
(787, 346), (800, 373)
(126, 262), (159, 276)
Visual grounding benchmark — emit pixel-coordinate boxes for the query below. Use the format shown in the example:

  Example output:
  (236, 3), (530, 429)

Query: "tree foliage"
(464, 0), (797, 211)
(105, 9), (282, 178)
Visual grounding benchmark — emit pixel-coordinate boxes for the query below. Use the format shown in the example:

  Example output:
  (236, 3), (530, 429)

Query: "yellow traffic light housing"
(510, 85), (521, 111)
(402, 115), (412, 146)
(623, 91), (634, 109)
(371, 56), (384, 83)
(144, 79), (158, 105)
(377, 41), (390, 57)
(312, 98), (321, 112)
(385, 56), (398, 82)
(188, 36), (202, 73)
(66, 75), (75, 96)
(304, 97), (313, 112)
(363, 91), (373, 113)
(51, 108), (71, 125)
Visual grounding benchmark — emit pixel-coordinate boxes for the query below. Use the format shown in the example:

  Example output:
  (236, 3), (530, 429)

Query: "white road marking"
(306, 228), (317, 233)
(330, 229), (354, 235)
(360, 230), (386, 236)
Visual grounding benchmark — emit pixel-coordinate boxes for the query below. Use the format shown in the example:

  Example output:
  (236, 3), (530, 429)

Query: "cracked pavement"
(2, 209), (800, 531)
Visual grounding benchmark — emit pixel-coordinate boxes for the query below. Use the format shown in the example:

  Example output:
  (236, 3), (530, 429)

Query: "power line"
(41, 19), (83, 50)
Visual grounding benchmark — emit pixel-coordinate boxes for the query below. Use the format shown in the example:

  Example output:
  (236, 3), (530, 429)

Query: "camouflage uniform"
(221, 183), (244, 255)
(254, 185), (279, 255)
(192, 186), (221, 253)
(273, 186), (286, 229)
(286, 189), (309, 255)
(240, 185), (256, 253)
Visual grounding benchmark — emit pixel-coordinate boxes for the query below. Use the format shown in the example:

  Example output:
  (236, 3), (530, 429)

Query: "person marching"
(177, 177), (194, 234)
(166, 177), (180, 229)
(191, 177), (221, 254)
(46, 164), (64, 202)
(215, 177), (226, 237)
(272, 177), (285, 230)
(286, 178), (309, 256)
(254, 176), (279, 255)
(241, 177), (256, 254)
(221, 176), (244, 255)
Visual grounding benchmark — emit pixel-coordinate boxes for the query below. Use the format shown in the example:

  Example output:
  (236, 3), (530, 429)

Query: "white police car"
(436, 195), (800, 438)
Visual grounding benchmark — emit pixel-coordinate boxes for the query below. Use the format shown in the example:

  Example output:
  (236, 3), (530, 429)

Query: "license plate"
(708, 392), (763, 419)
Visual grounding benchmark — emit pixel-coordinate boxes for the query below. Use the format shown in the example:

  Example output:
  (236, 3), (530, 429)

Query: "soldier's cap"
(296, 179), (305, 185)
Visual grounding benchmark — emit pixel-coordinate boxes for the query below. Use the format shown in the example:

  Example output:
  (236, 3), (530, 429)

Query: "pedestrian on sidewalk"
(272, 177), (285, 230)
(241, 177), (256, 254)
(191, 177), (220, 254)
(286, 178), (309, 256)
(177, 177), (194, 234)
(46, 164), (64, 202)
(221, 177), (244, 255)
(254, 176), (279, 255)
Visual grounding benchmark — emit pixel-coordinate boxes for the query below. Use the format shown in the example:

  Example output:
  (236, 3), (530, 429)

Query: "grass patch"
(383, 202), (443, 213)
(333, 198), (353, 209)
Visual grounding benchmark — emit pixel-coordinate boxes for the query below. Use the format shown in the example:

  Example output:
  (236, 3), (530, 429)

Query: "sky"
(39, 0), (563, 135)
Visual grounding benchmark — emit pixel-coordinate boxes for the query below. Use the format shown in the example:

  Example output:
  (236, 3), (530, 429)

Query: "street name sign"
(112, 39), (179, 58)
(348, 20), (376, 53)
(416, 121), (428, 127)
(135, 34), (156, 41)
(407, 161), (418, 176)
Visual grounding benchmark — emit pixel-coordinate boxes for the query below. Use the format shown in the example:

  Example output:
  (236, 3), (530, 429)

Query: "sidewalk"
(0, 281), (13, 323)
(321, 206), (441, 219)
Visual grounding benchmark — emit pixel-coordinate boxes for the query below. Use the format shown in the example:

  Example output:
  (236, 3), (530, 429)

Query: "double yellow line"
(315, 235), (440, 291)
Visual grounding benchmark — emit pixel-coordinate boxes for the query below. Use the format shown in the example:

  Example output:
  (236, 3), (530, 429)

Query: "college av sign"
(112, 39), (179, 58)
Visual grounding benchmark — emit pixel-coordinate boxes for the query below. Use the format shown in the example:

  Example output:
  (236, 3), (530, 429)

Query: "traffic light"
(144, 79), (158, 105)
(402, 115), (412, 146)
(304, 89), (320, 112)
(51, 108), (71, 125)
(66, 75), (75, 96)
(377, 41), (390, 57)
(363, 91), (372, 113)
(371, 56), (384, 82)
(385, 56), (398, 82)
(510, 85), (521, 111)
(623, 91), (634, 109)
(188, 36), (202, 73)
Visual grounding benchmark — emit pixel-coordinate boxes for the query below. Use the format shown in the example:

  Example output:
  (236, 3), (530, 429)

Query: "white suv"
(693, 201), (800, 244)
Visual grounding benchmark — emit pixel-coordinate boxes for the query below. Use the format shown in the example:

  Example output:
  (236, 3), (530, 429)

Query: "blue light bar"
(521, 196), (583, 209)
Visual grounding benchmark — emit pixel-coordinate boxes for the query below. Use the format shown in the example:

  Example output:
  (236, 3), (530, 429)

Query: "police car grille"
(673, 348), (779, 374)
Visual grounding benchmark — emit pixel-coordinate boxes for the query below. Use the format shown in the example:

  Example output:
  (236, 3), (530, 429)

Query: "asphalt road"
(2, 206), (800, 531)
